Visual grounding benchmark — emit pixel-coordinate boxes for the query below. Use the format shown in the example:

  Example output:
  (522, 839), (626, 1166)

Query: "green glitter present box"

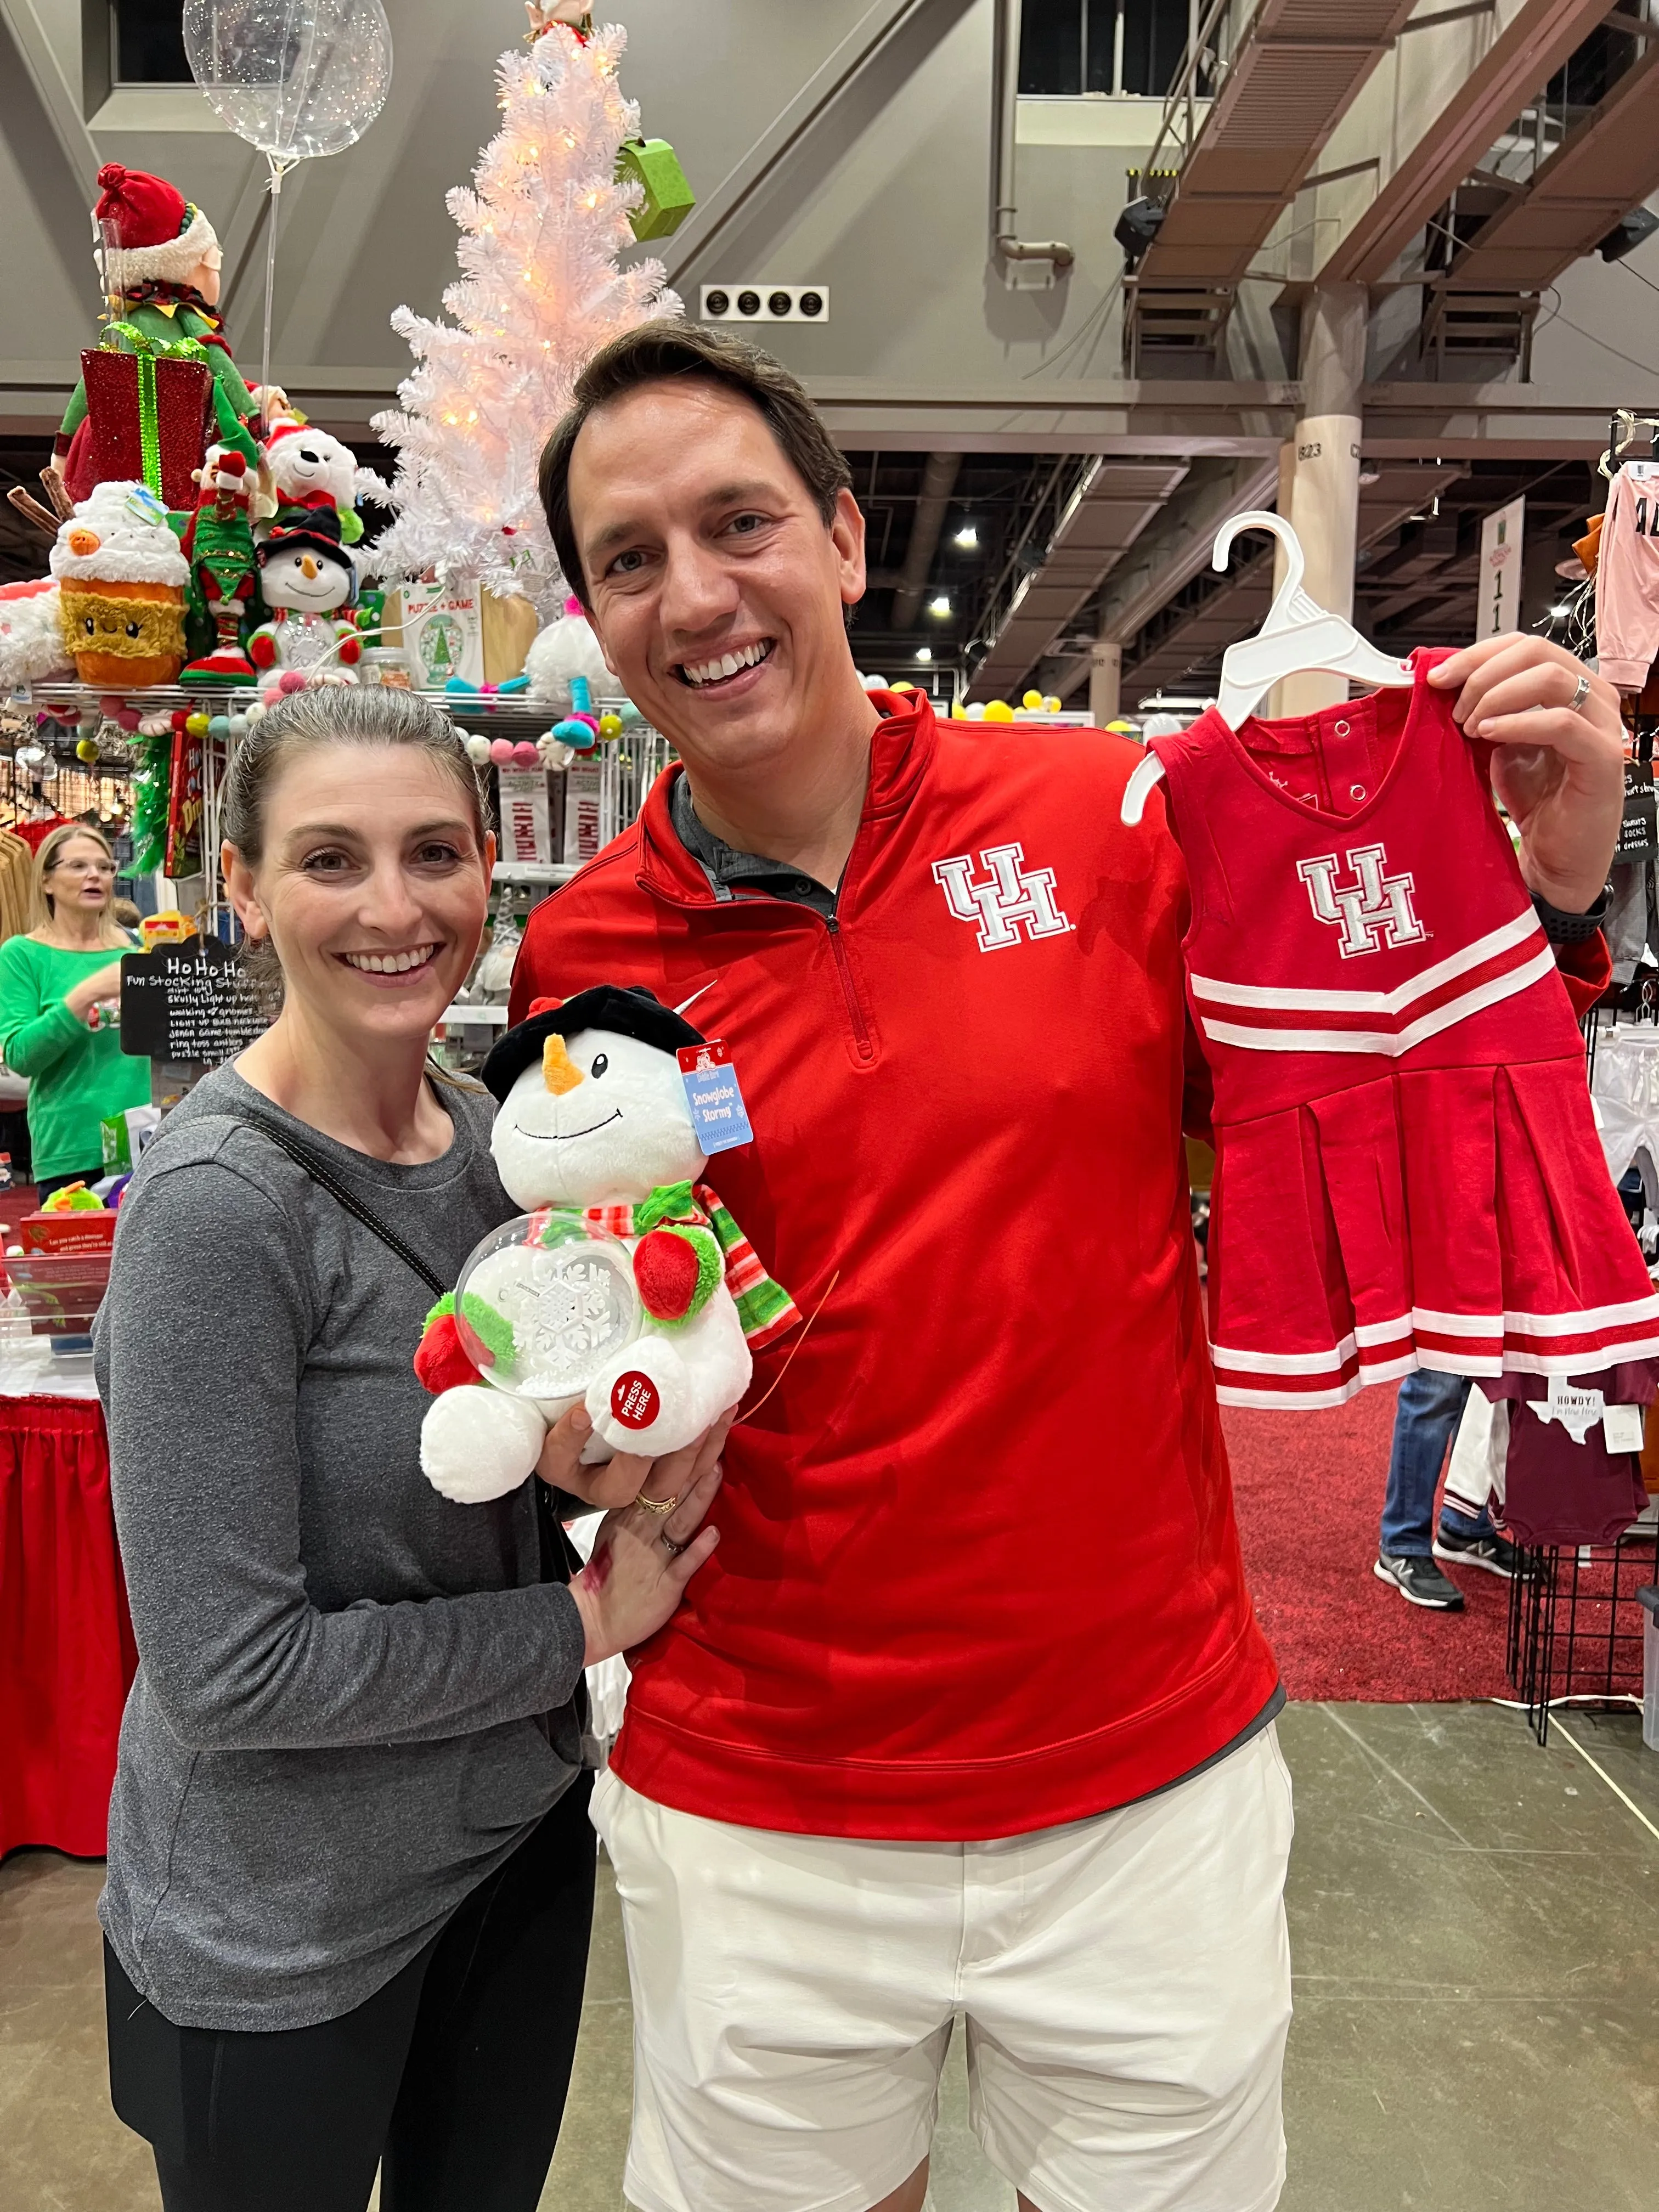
(616, 138), (695, 241)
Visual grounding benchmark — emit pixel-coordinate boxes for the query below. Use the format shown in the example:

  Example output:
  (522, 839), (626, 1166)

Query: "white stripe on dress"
(1198, 947), (1556, 1056)
(1210, 1336), (1358, 1374)
(1189, 909), (1541, 1012)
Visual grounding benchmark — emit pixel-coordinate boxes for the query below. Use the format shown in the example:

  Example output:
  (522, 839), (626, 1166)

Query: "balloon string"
(259, 157), (290, 427)
(737, 1270), (839, 1424)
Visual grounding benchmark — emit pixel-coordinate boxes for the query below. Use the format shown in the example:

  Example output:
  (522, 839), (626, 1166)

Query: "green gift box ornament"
(616, 138), (695, 241)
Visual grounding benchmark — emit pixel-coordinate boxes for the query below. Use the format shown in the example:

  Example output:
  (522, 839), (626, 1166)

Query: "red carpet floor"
(1223, 1383), (1512, 1702)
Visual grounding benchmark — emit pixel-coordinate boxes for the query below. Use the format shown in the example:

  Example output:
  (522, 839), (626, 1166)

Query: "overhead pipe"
(991, 0), (1074, 271)
(891, 453), (964, 627)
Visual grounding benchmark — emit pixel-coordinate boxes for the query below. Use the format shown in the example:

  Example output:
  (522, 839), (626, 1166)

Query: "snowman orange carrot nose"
(543, 1034), (584, 1093)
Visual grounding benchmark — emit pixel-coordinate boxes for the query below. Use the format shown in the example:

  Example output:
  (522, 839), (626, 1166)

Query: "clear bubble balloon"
(183, 0), (393, 165)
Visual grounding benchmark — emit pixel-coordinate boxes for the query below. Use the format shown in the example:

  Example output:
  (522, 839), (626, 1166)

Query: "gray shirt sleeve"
(97, 1152), (588, 1755)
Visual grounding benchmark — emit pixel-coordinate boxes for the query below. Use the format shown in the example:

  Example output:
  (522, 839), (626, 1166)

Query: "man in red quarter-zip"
(512, 324), (1623, 2212)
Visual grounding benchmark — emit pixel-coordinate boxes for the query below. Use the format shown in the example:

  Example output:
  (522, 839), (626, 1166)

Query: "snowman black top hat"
(257, 503), (353, 570)
(481, 985), (706, 1103)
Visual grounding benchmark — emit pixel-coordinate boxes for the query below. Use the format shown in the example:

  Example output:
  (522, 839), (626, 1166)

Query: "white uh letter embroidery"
(932, 843), (1071, 952)
(1297, 843), (1429, 958)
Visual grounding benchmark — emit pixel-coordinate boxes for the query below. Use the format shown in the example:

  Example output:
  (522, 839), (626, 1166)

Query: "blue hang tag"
(678, 1038), (754, 1154)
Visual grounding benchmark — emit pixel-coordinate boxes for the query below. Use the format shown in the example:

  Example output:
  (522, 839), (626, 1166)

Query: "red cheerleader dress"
(1149, 650), (1659, 1408)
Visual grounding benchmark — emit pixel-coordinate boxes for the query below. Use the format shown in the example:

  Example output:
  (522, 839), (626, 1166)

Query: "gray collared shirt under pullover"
(94, 1064), (587, 2032)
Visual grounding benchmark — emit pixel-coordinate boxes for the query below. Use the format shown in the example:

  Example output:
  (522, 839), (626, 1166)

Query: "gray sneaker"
(1374, 1551), (1465, 1610)
(1434, 1527), (1521, 1579)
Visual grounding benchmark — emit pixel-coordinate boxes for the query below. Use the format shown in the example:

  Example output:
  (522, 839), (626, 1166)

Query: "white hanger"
(1120, 511), (1415, 826)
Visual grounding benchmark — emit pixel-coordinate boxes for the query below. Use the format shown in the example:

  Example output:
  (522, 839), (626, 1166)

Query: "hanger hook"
(1212, 508), (1304, 605)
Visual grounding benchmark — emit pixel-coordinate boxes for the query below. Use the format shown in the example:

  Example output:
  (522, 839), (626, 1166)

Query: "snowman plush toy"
(415, 985), (797, 1505)
(248, 504), (362, 682)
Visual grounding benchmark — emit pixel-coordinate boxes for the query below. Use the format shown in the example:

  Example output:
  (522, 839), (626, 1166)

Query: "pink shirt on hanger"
(1595, 459), (1659, 690)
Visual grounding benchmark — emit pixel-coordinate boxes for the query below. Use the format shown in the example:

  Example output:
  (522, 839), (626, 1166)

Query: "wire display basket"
(597, 729), (674, 845)
(1506, 1520), (1659, 1745)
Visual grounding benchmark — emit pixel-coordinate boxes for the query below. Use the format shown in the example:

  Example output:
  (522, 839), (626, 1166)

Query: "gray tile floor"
(3, 1703), (1656, 2212)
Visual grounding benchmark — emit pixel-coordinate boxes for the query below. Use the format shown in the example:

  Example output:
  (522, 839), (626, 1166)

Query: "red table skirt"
(0, 1396), (136, 1859)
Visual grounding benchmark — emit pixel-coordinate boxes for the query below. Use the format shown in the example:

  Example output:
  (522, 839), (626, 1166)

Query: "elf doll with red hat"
(178, 442), (258, 683)
(49, 164), (280, 509)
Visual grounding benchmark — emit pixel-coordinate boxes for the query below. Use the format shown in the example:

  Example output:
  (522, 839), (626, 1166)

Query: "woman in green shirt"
(0, 825), (150, 1196)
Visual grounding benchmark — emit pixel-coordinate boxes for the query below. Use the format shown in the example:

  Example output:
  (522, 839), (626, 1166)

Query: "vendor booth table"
(0, 1356), (133, 1859)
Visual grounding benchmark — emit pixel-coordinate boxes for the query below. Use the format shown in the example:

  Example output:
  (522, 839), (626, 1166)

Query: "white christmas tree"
(370, 18), (681, 601)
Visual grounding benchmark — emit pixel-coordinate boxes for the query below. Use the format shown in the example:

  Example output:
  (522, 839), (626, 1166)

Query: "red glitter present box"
(75, 346), (212, 513)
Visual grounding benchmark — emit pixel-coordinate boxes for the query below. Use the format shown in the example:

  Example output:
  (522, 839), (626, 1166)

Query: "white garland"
(369, 22), (681, 603)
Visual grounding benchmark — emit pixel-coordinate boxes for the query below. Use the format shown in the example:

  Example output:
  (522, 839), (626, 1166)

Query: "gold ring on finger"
(633, 1491), (681, 1516)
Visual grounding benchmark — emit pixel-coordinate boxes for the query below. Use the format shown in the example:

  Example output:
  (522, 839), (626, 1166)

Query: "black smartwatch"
(1531, 883), (1612, 945)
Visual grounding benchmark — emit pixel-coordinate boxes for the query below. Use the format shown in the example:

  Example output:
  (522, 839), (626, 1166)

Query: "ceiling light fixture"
(928, 594), (952, 617)
(953, 525), (978, 549)
(915, 646), (933, 662)
(1548, 602), (1571, 618)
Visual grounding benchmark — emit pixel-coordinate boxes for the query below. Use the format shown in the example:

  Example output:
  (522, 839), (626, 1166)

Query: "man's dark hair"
(538, 319), (854, 605)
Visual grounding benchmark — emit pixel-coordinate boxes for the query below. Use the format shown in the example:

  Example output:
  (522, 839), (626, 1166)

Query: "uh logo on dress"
(1297, 844), (1429, 958)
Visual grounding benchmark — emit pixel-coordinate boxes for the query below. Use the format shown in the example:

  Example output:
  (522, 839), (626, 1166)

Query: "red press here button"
(611, 1371), (661, 1430)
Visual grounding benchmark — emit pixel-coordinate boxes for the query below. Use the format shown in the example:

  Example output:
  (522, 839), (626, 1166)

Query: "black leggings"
(105, 1770), (596, 2212)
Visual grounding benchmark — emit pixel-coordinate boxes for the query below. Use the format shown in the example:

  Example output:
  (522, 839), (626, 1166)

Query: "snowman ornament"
(248, 505), (362, 682)
(415, 985), (797, 1505)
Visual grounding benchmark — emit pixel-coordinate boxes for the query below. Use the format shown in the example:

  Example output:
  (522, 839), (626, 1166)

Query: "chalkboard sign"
(1618, 758), (1657, 864)
(120, 940), (267, 1065)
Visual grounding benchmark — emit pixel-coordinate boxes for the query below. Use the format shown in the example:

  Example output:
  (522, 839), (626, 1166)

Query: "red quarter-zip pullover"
(509, 691), (1600, 1838)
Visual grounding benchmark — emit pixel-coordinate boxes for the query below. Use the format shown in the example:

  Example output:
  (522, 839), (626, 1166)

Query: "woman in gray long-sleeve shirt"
(94, 688), (725, 2212)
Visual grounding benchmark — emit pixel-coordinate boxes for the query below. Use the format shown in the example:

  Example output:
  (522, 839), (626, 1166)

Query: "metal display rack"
(18, 679), (646, 736)
(9, 681), (671, 891)
(7, 683), (675, 1058)
(1506, 1520), (1659, 1745)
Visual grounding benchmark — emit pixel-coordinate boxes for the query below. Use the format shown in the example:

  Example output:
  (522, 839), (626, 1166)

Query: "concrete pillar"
(1089, 638), (1122, 726)
(1274, 284), (1367, 718)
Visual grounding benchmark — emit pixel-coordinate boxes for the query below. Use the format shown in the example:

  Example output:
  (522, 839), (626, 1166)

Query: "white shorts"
(592, 1724), (1295, 2212)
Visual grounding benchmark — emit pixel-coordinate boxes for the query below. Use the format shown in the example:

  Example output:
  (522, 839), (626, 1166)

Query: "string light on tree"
(370, 16), (680, 601)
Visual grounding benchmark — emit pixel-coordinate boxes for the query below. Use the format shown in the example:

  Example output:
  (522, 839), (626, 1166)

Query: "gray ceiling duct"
(889, 452), (962, 628)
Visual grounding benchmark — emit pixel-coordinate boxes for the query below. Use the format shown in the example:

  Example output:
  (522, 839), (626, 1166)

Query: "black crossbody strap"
(232, 1112), (449, 1299)
(235, 1109), (583, 1602)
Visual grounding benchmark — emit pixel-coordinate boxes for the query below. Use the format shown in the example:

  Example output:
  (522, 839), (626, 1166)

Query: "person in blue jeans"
(1375, 1368), (1520, 1609)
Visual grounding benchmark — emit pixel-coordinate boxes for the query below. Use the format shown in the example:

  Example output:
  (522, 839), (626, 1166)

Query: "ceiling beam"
(1320, 0), (1612, 284)
(1135, 0), (1417, 289)
(1438, 42), (1659, 291)
(965, 459), (1187, 699)
(1038, 454), (1279, 698)
(662, 0), (977, 290)
(0, 0), (100, 203)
